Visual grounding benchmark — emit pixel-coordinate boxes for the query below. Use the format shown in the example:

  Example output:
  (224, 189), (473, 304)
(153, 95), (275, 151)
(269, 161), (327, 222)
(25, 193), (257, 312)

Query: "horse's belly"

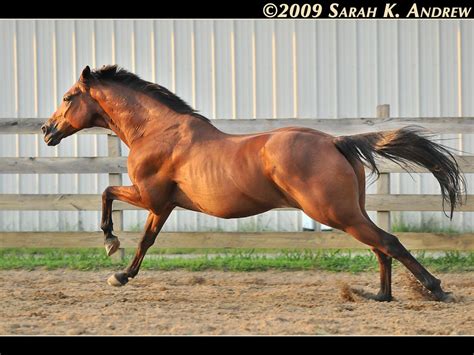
(173, 183), (278, 219)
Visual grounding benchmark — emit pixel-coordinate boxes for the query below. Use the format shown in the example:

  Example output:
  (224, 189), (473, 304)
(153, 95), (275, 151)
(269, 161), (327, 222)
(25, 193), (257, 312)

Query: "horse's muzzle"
(42, 123), (63, 146)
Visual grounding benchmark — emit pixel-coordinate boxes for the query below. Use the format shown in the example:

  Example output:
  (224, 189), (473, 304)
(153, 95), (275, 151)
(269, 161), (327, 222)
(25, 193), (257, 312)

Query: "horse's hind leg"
(344, 221), (453, 302)
(299, 186), (450, 301)
(371, 248), (392, 301)
(359, 217), (393, 301)
(356, 170), (393, 301)
(268, 139), (452, 302)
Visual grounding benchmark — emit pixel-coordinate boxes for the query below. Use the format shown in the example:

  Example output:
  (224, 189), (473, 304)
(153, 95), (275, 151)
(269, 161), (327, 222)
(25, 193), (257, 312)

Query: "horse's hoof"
(433, 291), (456, 303)
(373, 293), (393, 302)
(104, 236), (120, 257)
(107, 272), (129, 287)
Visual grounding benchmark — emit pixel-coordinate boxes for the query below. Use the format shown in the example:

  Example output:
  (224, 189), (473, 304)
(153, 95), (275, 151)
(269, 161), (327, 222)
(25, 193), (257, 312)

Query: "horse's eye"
(63, 95), (72, 102)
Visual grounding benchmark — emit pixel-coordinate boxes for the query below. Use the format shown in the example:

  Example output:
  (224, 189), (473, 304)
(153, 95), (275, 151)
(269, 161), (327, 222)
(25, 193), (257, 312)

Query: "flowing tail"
(333, 126), (466, 219)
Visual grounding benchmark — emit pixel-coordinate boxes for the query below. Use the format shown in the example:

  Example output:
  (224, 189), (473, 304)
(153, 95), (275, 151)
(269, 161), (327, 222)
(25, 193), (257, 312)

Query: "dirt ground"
(0, 269), (473, 335)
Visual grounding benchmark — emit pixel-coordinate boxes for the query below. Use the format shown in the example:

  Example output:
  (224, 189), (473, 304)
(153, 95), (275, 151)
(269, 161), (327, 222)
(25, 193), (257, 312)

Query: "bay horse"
(42, 65), (465, 302)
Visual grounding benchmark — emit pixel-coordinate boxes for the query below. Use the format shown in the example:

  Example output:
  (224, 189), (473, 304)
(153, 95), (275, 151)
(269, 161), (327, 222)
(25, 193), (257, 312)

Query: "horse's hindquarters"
(262, 131), (363, 229)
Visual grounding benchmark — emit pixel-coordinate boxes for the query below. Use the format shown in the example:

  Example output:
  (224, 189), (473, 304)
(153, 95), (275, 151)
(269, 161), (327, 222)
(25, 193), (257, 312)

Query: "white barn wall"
(0, 19), (472, 233)
(461, 21), (474, 230)
(0, 20), (19, 232)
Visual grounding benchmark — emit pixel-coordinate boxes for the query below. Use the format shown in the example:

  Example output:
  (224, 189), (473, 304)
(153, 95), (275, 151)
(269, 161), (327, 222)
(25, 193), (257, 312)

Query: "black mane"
(90, 65), (210, 122)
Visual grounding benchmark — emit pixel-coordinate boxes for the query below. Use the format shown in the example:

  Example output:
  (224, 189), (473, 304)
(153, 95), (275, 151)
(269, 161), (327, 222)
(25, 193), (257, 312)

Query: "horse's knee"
(102, 186), (114, 201)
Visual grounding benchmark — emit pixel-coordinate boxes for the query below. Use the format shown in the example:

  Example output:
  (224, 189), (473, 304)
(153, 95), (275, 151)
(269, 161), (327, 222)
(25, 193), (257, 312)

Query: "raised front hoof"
(104, 236), (120, 257)
(432, 290), (456, 303)
(107, 272), (129, 287)
(373, 292), (393, 302)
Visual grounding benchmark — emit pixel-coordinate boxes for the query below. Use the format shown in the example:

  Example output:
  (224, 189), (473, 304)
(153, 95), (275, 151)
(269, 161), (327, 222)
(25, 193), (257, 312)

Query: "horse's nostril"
(41, 125), (47, 134)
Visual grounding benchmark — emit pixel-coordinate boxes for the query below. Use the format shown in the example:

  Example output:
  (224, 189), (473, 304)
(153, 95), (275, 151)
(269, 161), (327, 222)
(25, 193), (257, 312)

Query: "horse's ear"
(79, 65), (91, 84)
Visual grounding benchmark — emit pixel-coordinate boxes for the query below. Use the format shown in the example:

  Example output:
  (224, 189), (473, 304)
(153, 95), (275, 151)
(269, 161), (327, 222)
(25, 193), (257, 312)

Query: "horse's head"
(42, 66), (103, 146)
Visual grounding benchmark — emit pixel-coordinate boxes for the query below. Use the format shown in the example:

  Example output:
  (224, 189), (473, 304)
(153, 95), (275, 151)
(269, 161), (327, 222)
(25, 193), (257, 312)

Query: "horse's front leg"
(101, 185), (143, 256)
(107, 208), (173, 287)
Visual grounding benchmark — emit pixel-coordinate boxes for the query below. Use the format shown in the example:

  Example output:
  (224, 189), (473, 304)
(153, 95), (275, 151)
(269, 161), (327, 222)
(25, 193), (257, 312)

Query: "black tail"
(333, 126), (466, 219)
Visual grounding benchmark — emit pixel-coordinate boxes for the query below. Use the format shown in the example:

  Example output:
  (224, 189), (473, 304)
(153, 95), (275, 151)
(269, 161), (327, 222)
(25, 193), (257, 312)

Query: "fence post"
(376, 104), (391, 232)
(107, 134), (125, 260)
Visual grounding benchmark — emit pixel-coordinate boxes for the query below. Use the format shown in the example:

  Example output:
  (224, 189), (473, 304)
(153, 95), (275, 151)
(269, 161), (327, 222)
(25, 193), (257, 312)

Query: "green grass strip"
(0, 248), (472, 273)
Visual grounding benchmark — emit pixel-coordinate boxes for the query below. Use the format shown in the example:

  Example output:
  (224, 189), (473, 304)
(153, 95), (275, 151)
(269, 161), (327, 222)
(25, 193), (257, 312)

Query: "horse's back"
(259, 126), (342, 175)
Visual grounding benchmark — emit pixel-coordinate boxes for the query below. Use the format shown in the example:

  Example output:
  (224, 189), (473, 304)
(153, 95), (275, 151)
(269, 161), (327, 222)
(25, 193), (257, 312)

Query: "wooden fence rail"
(0, 194), (473, 212)
(0, 156), (473, 174)
(1, 231), (473, 250)
(0, 106), (473, 250)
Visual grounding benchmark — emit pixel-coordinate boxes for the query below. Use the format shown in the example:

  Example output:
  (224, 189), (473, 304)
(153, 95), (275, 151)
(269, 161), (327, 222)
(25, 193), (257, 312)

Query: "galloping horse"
(42, 65), (465, 302)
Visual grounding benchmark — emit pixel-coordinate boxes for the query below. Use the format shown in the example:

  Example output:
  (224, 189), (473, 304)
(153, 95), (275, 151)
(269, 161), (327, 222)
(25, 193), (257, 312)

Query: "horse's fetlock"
(101, 222), (113, 233)
(127, 270), (138, 278)
(425, 277), (442, 292)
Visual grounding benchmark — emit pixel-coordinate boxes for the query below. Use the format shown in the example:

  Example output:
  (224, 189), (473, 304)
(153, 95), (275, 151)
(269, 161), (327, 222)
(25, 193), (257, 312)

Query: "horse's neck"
(92, 85), (186, 147)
